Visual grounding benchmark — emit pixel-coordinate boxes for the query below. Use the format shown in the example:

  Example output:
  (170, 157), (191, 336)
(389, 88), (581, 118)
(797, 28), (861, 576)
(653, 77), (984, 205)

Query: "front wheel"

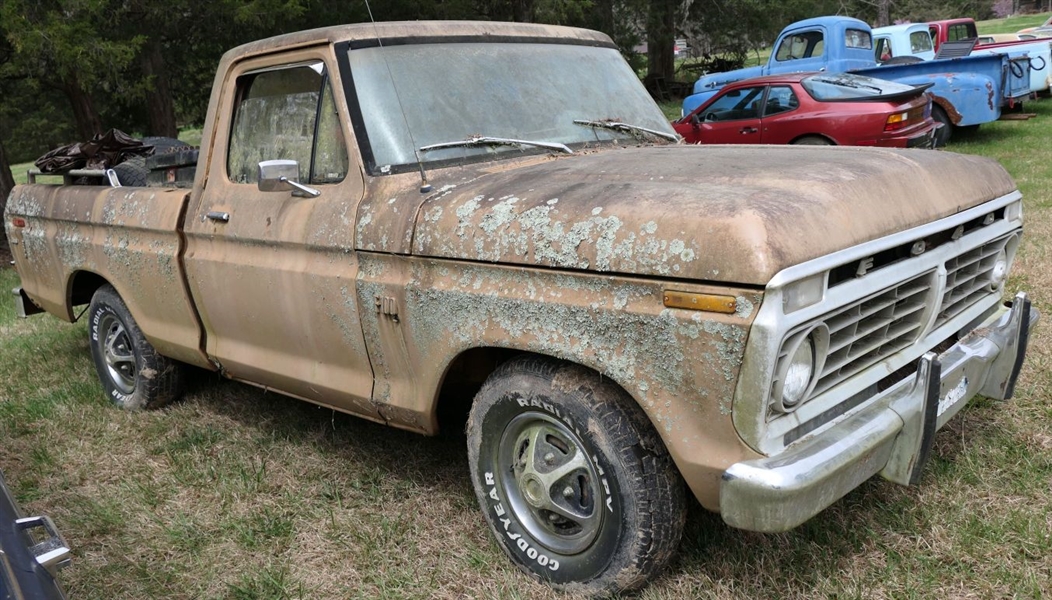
(466, 357), (685, 594)
(88, 285), (184, 410)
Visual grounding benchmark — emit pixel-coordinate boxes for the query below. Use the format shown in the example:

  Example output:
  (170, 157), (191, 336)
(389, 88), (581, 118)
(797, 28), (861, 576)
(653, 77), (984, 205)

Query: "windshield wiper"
(815, 77), (884, 93)
(419, 136), (573, 155)
(573, 119), (680, 143)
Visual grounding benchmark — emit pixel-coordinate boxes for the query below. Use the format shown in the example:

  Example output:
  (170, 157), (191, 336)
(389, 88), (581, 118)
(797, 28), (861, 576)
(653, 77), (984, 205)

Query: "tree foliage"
(0, 0), (1045, 168)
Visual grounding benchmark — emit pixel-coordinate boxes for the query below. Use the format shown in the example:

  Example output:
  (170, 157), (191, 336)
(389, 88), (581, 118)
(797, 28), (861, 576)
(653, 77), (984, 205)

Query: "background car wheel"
(466, 356), (685, 594)
(931, 105), (953, 147)
(792, 135), (834, 145)
(88, 284), (184, 410)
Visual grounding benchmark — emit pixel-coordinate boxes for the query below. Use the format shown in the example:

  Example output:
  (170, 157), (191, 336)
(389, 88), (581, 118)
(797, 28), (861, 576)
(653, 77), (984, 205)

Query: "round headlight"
(990, 247), (1008, 289)
(782, 336), (815, 408)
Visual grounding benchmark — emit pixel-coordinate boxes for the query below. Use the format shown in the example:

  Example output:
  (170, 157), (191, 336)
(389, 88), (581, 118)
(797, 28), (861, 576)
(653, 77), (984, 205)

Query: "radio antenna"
(364, 0), (432, 193)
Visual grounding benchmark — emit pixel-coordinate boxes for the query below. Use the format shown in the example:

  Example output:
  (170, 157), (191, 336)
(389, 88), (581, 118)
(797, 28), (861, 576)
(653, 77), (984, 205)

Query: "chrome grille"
(934, 236), (1011, 329)
(769, 272), (935, 409)
(814, 273), (934, 395)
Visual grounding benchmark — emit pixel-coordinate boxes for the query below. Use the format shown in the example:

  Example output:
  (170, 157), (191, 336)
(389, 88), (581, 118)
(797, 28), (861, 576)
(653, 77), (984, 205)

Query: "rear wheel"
(88, 285), (184, 410)
(792, 135), (834, 146)
(931, 105), (953, 147)
(466, 357), (685, 594)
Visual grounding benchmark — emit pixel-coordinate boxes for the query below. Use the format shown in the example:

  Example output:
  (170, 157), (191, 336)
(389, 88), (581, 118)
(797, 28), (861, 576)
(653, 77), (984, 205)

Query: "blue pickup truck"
(684, 16), (1032, 146)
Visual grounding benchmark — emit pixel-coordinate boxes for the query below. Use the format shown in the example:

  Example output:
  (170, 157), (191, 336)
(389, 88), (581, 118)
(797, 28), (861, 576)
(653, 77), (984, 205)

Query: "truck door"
(182, 50), (379, 419)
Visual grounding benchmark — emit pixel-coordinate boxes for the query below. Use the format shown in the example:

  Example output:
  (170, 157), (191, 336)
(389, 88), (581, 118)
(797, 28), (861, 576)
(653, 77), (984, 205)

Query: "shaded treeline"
(0, 0), (1046, 205)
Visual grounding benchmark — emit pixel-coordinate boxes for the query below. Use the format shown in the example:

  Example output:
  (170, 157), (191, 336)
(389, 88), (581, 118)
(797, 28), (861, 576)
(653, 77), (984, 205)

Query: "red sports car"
(673, 72), (939, 148)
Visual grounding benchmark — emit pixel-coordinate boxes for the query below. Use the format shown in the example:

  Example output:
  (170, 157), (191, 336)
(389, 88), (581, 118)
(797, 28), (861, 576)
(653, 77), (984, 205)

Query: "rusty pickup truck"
(4, 21), (1038, 594)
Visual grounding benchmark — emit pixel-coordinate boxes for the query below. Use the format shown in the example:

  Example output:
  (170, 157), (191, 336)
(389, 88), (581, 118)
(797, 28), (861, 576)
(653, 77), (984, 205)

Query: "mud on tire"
(466, 356), (686, 594)
(88, 284), (184, 410)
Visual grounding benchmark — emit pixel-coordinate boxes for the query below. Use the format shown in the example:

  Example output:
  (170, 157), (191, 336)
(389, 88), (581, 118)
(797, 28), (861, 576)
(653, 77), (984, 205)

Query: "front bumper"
(720, 292), (1037, 533)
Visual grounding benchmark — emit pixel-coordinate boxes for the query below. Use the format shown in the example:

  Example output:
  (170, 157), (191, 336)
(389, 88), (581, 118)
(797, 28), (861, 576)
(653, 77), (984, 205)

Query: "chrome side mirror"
(257, 159), (321, 198)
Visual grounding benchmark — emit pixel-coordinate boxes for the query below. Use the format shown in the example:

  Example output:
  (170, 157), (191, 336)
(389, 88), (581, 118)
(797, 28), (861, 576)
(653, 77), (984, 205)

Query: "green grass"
(977, 12), (1052, 34)
(2, 17), (1052, 596)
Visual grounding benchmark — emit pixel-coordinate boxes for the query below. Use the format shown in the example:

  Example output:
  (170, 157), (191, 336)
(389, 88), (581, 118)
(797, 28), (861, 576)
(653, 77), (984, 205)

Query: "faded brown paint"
(407, 145), (1015, 285)
(5, 184), (209, 368)
(356, 252), (764, 508)
(182, 46), (376, 419)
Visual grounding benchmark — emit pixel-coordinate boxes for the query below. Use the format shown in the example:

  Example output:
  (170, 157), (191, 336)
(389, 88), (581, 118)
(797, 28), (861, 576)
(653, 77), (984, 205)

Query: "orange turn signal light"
(884, 111), (908, 131)
(663, 291), (737, 313)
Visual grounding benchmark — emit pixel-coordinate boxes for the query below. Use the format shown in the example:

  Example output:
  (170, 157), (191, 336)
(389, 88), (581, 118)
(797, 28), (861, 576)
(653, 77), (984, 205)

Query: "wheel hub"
(98, 314), (136, 395)
(498, 412), (603, 554)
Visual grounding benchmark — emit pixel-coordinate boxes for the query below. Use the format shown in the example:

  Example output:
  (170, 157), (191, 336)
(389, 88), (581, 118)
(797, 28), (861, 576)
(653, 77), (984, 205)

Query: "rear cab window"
(910, 31), (933, 53)
(845, 29), (872, 49)
(948, 23), (977, 42)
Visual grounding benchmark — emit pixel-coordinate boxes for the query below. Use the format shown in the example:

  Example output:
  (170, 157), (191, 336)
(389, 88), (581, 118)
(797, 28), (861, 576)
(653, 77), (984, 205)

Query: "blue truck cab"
(684, 16), (1031, 145)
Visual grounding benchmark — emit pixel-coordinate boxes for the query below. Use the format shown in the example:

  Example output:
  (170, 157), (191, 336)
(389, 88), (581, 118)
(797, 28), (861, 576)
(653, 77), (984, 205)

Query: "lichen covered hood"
(400, 145), (1017, 285)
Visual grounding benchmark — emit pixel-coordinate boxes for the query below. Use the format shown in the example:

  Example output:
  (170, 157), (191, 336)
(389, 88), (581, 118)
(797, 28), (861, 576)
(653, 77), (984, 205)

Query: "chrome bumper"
(721, 292), (1038, 533)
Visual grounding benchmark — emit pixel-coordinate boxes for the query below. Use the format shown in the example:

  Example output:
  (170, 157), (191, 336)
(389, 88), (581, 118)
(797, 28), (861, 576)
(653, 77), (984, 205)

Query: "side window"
(227, 62), (348, 185)
(699, 87), (766, 122)
(928, 26), (938, 42)
(875, 38), (893, 61)
(776, 31), (823, 61)
(763, 86), (798, 116)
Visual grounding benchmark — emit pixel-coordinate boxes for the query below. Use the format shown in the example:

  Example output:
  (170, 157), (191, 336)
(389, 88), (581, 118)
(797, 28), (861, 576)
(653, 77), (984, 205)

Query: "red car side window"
(763, 87), (798, 116)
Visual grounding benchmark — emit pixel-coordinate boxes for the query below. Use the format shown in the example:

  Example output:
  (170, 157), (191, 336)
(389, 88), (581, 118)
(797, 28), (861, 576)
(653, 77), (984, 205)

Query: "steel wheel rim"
(497, 411), (603, 555)
(99, 313), (136, 394)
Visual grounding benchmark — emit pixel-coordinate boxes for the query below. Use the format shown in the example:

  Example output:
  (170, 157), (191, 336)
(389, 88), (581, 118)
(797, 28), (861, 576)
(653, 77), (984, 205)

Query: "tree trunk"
(62, 77), (102, 141)
(511, 0), (535, 22)
(0, 137), (13, 256)
(875, 0), (893, 27)
(646, 0), (677, 82)
(141, 38), (178, 138)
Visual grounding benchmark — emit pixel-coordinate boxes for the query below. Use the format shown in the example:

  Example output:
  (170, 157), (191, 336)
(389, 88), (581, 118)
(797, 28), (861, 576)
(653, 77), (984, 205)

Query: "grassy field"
(3, 29), (1052, 600)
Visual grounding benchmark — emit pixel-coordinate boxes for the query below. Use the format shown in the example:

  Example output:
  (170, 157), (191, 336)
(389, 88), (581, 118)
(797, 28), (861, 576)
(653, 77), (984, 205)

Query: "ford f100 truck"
(685, 16), (1032, 146)
(4, 21), (1038, 595)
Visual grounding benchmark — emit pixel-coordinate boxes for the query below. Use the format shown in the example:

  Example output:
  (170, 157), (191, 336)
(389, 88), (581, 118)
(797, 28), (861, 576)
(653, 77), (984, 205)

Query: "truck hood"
(693, 66), (763, 94)
(402, 145), (1016, 286)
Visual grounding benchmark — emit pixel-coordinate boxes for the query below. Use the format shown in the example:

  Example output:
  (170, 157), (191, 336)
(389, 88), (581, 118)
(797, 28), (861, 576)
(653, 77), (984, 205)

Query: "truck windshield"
(802, 73), (918, 101)
(343, 42), (675, 174)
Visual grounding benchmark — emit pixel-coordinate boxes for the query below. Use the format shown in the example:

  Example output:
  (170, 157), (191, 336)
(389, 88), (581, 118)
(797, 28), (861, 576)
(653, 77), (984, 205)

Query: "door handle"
(740, 127), (758, 134)
(205, 211), (230, 223)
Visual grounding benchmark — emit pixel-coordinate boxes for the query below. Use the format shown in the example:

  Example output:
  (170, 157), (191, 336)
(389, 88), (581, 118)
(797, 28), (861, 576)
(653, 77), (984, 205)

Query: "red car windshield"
(802, 73), (920, 101)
